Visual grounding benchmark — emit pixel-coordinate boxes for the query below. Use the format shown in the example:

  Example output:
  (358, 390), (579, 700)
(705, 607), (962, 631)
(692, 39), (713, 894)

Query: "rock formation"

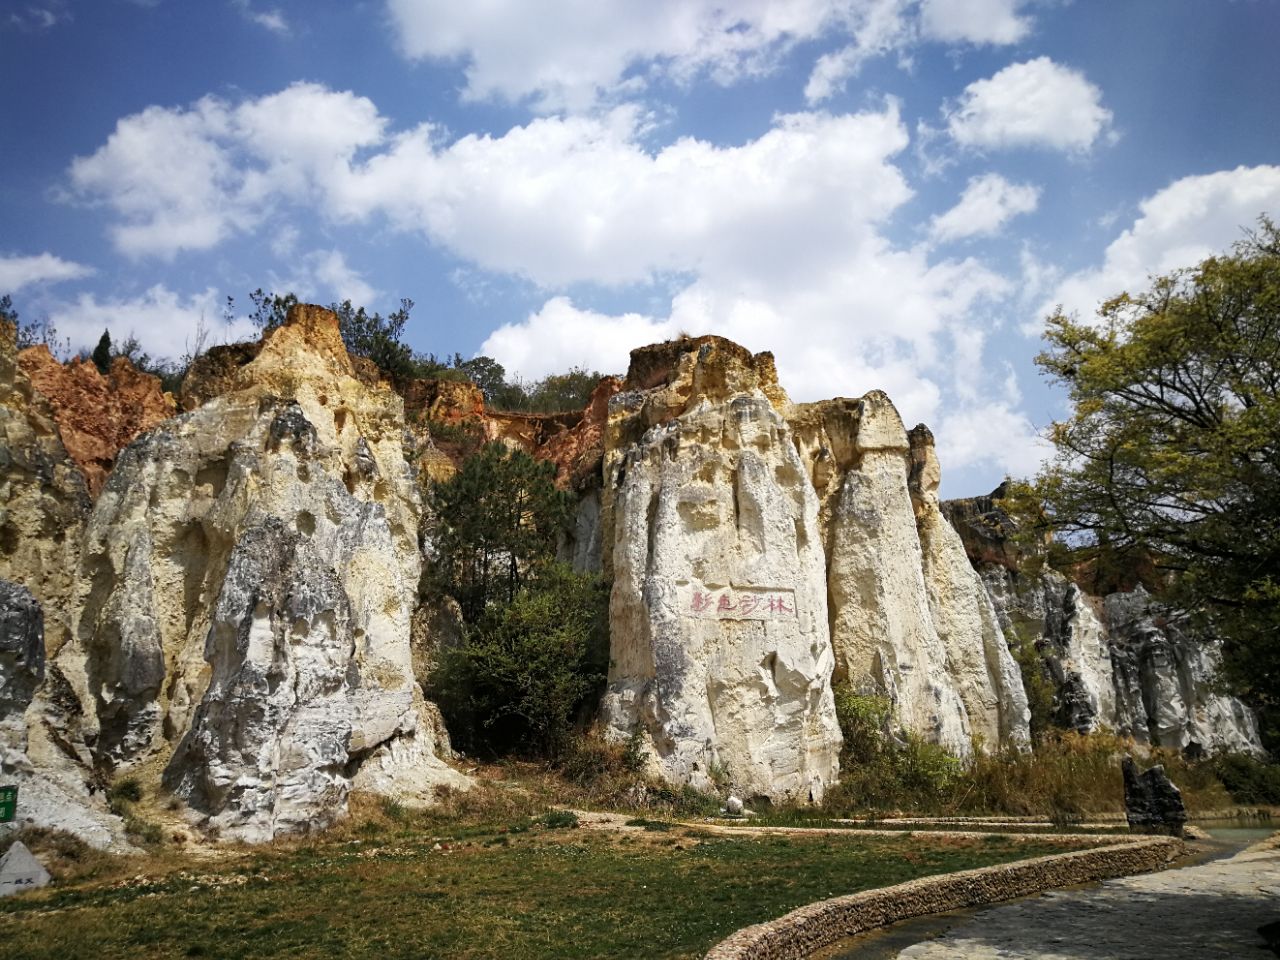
(17, 347), (176, 497)
(3, 308), (467, 844)
(1122, 755), (1187, 836)
(946, 488), (1264, 755)
(599, 337), (1031, 801)
(3, 310), (1265, 844)
(600, 338), (841, 803)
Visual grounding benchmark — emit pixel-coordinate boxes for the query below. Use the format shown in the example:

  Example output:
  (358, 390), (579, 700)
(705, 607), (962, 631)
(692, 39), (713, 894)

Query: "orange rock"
(17, 346), (177, 497)
(536, 375), (624, 490)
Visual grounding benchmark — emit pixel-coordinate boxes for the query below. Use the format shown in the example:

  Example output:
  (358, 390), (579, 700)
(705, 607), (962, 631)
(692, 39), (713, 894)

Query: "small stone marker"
(0, 840), (51, 897)
(0, 786), (16, 823)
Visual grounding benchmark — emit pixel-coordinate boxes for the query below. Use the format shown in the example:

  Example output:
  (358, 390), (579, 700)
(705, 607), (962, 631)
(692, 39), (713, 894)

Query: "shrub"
(429, 564), (609, 758)
(1214, 753), (1280, 805)
(106, 776), (143, 813)
(537, 810), (580, 829)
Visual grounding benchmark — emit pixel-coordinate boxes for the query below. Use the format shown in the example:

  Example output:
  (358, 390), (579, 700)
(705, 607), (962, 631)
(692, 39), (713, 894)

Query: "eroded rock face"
(601, 338), (841, 803)
(908, 428), (1030, 750)
(0, 580), (43, 746)
(17, 347), (176, 497)
(1105, 588), (1261, 756)
(599, 336), (1037, 799)
(1122, 755), (1187, 836)
(163, 522), (356, 840)
(946, 488), (1264, 755)
(783, 393), (1030, 758)
(45, 305), (466, 840)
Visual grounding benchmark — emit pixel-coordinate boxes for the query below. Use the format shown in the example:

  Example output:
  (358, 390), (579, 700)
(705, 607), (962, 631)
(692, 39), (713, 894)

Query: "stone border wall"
(704, 835), (1184, 960)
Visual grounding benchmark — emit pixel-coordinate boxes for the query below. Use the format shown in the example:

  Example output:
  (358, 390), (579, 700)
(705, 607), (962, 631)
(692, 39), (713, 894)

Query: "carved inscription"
(681, 585), (796, 621)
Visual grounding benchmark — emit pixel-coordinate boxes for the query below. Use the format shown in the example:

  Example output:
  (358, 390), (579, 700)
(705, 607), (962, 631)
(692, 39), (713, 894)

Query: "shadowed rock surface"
(1122, 756), (1188, 836)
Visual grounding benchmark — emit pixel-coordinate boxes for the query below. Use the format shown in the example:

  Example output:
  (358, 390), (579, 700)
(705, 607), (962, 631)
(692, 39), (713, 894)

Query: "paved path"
(894, 837), (1280, 959)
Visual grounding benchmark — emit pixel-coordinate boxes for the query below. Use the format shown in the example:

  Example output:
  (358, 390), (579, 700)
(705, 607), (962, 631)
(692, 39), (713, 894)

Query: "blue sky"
(3, 0), (1279, 496)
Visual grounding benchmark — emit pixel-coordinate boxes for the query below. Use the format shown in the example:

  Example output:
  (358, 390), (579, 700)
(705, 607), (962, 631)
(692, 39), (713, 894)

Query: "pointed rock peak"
(852, 390), (908, 453)
(250, 303), (356, 382)
(0, 840), (52, 897)
(908, 423), (941, 502)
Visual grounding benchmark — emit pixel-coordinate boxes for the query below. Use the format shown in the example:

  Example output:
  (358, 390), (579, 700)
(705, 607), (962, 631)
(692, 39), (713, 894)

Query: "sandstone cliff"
(598, 337), (1031, 802)
(946, 488), (1263, 756)
(17, 347), (176, 497)
(600, 338), (841, 803)
(4, 308), (467, 844)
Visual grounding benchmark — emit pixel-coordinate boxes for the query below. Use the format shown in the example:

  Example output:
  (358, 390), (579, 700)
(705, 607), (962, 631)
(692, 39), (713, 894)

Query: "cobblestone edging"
(704, 835), (1185, 960)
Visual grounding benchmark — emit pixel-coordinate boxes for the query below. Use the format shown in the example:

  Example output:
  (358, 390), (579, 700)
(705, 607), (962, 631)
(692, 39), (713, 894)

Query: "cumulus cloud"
(919, 0), (1033, 45)
(1041, 165), (1280, 327)
(387, 0), (1035, 112)
(0, 253), (93, 292)
(945, 57), (1113, 152)
(929, 173), (1040, 242)
(271, 249), (379, 307)
(67, 84), (386, 259)
(46, 285), (257, 361)
(71, 81), (1036, 487)
(386, 0), (871, 111)
(802, 0), (914, 104)
(935, 401), (1048, 479)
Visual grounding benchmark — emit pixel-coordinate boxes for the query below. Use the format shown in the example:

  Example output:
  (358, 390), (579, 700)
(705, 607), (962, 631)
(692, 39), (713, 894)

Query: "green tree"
(331, 297), (417, 382)
(247, 288), (299, 332)
(91, 329), (113, 373)
(429, 564), (609, 757)
(523, 366), (604, 413)
(425, 442), (573, 623)
(1032, 218), (1280, 741)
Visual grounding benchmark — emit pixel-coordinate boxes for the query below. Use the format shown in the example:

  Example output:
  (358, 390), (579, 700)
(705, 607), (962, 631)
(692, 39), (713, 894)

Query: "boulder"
(1122, 755), (1187, 837)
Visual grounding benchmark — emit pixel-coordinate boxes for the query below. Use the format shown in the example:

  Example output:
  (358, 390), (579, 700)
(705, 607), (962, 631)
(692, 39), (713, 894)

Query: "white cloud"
(303, 250), (378, 307)
(67, 83), (385, 259)
(919, 0), (1033, 45)
(5, 2), (71, 31)
(481, 297), (677, 379)
(386, 0), (868, 111)
(802, 0), (914, 104)
(231, 0), (289, 35)
(1041, 165), (1280, 327)
(945, 57), (1113, 152)
(72, 82), (1035, 486)
(929, 172), (1040, 242)
(46, 285), (257, 361)
(0, 253), (93, 292)
(935, 401), (1048, 479)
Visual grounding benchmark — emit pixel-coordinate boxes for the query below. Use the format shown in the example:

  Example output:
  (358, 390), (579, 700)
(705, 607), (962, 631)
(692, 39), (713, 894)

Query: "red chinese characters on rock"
(685, 588), (795, 619)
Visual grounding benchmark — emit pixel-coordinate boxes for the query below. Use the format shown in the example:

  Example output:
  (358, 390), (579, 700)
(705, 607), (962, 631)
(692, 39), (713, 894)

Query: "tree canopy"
(423, 441), (606, 757)
(424, 442), (573, 624)
(1032, 217), (1280, 740)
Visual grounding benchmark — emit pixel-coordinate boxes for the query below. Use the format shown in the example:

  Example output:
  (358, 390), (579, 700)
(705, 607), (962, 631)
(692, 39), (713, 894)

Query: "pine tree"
(91, 329), (112, 373)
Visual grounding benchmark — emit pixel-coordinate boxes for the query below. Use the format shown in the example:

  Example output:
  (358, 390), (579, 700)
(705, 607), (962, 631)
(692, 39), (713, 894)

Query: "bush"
(107, 776), (143, 813)
(537, 810), (580, 829)
(826, 685), (960, 813)
(429, 564), (609, 758)
(1214, 753), (1280, 805)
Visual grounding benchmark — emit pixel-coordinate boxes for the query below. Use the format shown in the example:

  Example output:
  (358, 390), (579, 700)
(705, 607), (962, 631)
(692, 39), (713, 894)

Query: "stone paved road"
(895, 838), (1280, 959)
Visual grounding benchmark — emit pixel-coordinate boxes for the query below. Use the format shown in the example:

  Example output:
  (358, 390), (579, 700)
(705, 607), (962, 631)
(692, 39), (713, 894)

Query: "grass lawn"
(0, 814), (1102, 960)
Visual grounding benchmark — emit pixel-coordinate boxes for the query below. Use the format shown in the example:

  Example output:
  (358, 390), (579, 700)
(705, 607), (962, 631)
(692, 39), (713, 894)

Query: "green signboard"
(0, 786), (16, 823)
